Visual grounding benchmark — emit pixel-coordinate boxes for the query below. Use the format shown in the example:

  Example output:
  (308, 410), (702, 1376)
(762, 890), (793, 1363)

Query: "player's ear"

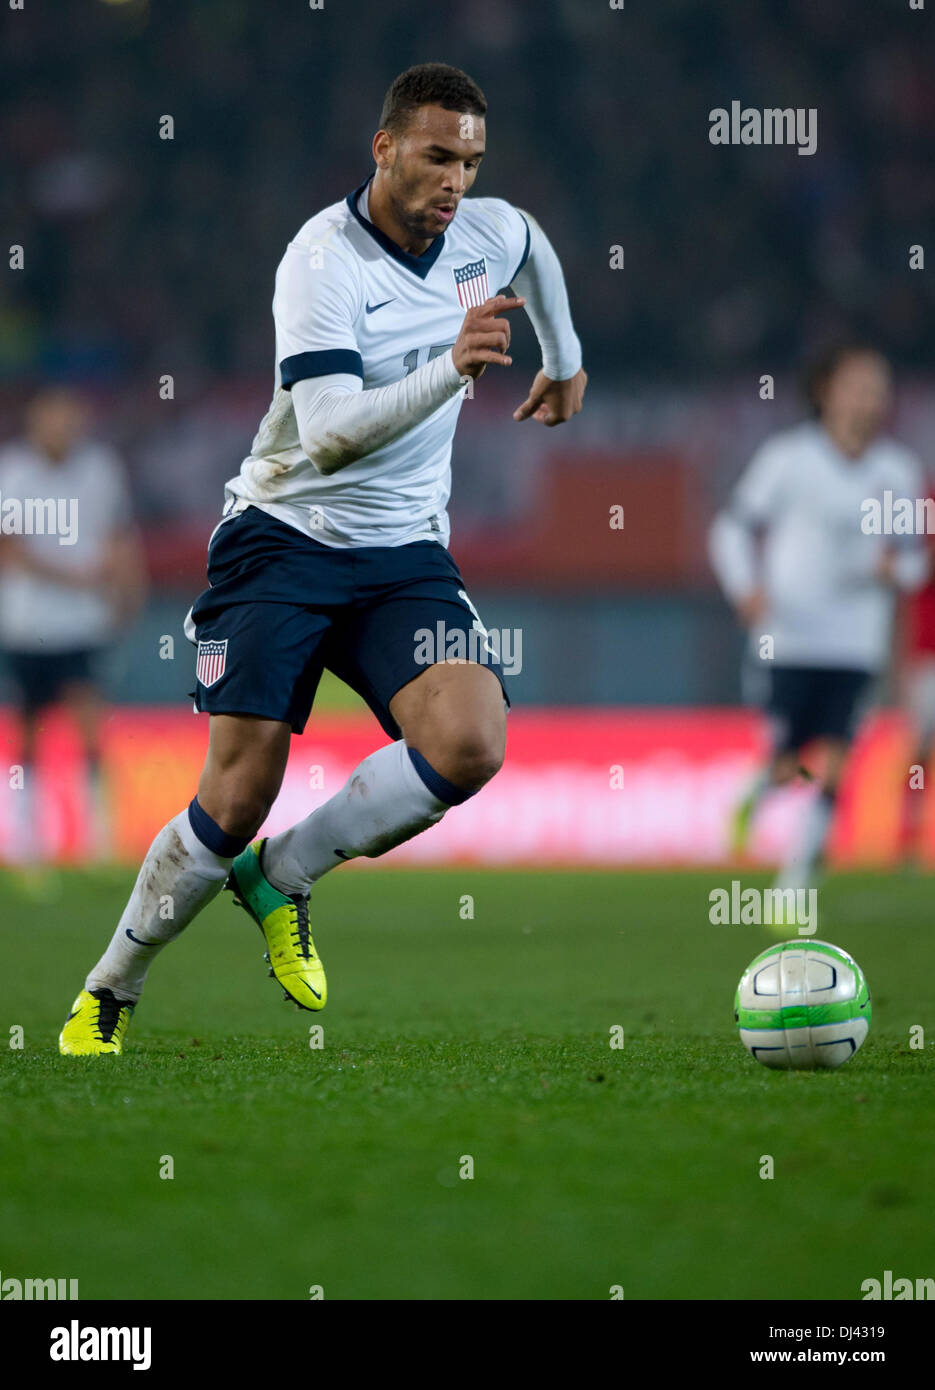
(372, 129), (393, 169)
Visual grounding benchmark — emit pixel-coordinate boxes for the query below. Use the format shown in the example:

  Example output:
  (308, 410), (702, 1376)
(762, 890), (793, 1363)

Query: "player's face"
(820, 353), (893, 448)
(381, 105), (485, 240)
(25, 390), (90, 461)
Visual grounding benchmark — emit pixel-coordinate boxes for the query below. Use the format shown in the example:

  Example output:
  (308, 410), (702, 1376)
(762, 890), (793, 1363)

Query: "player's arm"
(509, 211), (587, 427)
(277, 239), (525, 475)
(0, 462), (93, 584)
(708, 444), (784, 624)
(102, 525), (148, 621)
(0, 533), (104, 588)
(292, 294), (525, 476)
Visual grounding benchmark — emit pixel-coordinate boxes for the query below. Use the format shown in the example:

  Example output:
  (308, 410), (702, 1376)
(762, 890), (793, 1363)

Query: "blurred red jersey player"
(900, 488), (935, 862)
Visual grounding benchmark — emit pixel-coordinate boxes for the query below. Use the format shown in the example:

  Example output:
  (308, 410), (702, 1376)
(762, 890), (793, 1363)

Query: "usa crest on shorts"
(452, 257), (489, 308)
(196, 639), (228, 687)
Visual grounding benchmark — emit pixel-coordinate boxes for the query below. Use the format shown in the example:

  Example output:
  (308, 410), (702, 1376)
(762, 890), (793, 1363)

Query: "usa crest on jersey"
(197, 639), (228, 687)
(453, 257), (489, 308)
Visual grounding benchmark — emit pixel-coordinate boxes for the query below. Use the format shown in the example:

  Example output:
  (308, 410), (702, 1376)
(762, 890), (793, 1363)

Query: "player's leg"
(224, 548), (508, 1006)
(1, 652), (43, 865)
(390, 657), (506, 789)
(60, 508), (350, 1050)
(775, 668), (872, 889)
(179, 509), (354, 1016)
(13, 696), (42, 865)
(197, 712), (292, 835)
(731, 749), (800, 855)
(59, 714), (291, 1054)
(257, 553), (510, 897)
(206, 716), (330, 1013)
(731, 661), (803, 856)
(775, 736), (849, 892)
(60, 665), (109, 858)
(88, 713), (290, 997)
(259, 659), (505, 897)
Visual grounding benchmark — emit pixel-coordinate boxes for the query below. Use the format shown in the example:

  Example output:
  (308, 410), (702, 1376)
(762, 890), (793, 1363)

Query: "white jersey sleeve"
(883, 448), (929, 593)
(274, 239), (364, 392)
(708, 439), (786, 603)
(730, 438), (789, 524)
(291, 350), (468, 476)
(513, 211), (582, 381)
(92, 444), (136, 532)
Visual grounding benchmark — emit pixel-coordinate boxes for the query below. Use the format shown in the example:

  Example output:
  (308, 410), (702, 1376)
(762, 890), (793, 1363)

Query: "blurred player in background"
(898, 493), (935, 864)
(0, 387), (147, 864)
(709, 344), (928, 890)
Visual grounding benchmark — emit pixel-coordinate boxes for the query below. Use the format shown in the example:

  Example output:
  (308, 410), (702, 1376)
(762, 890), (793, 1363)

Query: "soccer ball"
(734, 940), (871, 1070)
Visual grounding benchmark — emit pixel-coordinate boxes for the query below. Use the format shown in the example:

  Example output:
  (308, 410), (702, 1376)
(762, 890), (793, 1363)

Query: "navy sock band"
(188, 797), (252, 859)
(407, 746), (477, 806)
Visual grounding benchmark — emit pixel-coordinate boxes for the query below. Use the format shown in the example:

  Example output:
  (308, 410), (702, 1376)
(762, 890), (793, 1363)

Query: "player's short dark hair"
(802, 340), (887, 416)
(380, 63), (487, 135)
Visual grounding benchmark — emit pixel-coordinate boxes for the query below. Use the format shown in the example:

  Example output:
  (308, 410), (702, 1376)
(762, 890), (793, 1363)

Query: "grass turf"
(1, 866), (932, 1300)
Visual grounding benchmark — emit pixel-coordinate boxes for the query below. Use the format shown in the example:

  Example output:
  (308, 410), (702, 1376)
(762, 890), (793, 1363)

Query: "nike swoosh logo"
(283, 981), (322, 1002)
(126, 928), (158, 946)
(365, 299), (394, 314)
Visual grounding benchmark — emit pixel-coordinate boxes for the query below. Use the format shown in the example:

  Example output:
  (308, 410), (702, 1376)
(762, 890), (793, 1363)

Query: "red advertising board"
(0, 706), (926, 867)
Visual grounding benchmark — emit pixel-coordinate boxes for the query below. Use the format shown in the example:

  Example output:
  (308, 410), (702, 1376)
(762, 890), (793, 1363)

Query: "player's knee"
(200, 779), (278, 839)
(444, 725), (505, 792)
(217, 795), (273, 839)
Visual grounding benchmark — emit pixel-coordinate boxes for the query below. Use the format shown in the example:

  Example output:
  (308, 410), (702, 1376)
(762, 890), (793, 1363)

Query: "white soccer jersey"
(709, 421), (928, 672)
(224, 176), (535, 549)
(0, 440), (132, 652)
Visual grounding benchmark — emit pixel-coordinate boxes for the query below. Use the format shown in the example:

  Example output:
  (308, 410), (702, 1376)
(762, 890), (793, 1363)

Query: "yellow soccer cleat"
(59, 988), (135, 1056)
(227, 841), (326, 1012)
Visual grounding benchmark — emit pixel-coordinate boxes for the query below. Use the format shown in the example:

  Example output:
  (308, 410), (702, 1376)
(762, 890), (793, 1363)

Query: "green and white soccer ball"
(734, 940), (871, 1070)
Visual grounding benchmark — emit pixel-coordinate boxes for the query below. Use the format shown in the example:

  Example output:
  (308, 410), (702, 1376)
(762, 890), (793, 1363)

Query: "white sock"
(262, 741), (452, 895)
(85, 809), (233, 1003)
(783, 787), (835, 881)
(744, 767), (771, 811)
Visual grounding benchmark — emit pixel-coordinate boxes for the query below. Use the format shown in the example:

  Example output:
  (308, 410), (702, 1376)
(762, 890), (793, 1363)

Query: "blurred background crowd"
(4, 0), (934, 383)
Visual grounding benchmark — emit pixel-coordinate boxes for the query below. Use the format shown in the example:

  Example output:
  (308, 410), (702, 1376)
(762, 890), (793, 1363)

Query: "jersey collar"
(345, 175), (447, 280)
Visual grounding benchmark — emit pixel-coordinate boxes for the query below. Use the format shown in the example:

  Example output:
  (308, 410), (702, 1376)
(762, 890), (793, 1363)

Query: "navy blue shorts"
(186, 505), (510, 739)
(765, 665), (873, 753)
(4, 647), (100, 712)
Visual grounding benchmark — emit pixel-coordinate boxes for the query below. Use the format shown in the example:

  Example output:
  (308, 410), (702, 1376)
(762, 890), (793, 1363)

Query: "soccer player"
(60, 63), (587, 1053)
(709, 343), (927, 891)
(0, 387), (146, 864)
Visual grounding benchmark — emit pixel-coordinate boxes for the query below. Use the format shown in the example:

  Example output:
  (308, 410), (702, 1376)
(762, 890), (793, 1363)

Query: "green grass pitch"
(1, 866), (933, 1300)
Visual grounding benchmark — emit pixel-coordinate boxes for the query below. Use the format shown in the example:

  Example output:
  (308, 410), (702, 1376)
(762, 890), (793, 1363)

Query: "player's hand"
(452, 294), (526, 380)
(736, 588), (767, 625)
(513, 367), (587, 427)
